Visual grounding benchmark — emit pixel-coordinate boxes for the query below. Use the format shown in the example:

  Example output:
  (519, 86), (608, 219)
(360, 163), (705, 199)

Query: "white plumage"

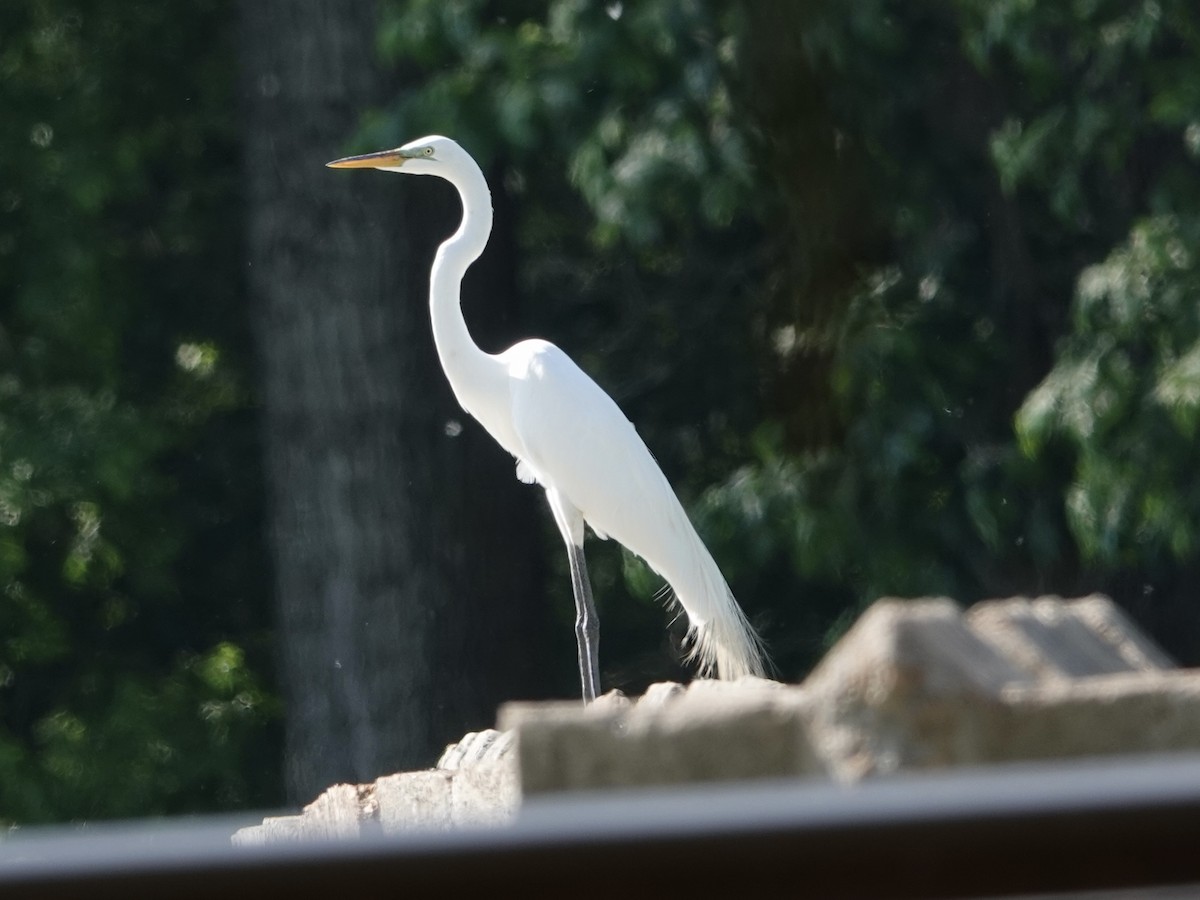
(328, 135), (765, 700)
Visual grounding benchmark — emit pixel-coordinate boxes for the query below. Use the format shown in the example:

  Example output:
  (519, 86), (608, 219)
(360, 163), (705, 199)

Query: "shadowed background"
(1, 0), (1198, 820)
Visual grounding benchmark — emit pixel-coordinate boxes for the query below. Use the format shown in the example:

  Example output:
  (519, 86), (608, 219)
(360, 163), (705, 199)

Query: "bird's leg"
(566, 540), (600, 703)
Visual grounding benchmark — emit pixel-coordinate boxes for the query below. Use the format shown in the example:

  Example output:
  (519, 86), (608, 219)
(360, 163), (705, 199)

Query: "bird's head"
(325, 134), (463, 176)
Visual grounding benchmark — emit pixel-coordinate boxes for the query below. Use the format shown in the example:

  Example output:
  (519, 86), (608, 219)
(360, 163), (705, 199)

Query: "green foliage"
(1018, 215), (1200, 564)
(0, 1), (279, 823)
(377, 0), (1200, 675)
(1, 643), (277, 821)
(705, 0), (1200, 662)
(375, 0), (756, 246)
(6, 0), (1199, 820)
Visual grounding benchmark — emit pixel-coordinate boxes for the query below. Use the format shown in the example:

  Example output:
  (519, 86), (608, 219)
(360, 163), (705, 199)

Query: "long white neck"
(428, 155), (500, 415)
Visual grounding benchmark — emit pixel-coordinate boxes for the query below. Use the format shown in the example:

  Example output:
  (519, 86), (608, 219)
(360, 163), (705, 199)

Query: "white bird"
(328, 135), (765, 701)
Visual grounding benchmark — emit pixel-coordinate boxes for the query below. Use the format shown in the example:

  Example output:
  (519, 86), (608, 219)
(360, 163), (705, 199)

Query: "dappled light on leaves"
(0, 0), (276, 823)
(1018, 216), (1200, 567)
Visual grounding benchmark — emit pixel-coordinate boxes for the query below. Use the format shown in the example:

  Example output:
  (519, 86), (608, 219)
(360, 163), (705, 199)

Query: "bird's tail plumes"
(673, 544), (767, 680)
(686, 599), (766, 680)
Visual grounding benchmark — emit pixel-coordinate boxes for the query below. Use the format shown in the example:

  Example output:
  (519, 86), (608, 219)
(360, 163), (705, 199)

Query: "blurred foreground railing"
(3, 753), (1200, 899)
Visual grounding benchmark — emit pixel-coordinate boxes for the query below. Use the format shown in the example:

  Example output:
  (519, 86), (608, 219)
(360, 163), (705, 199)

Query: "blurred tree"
(240, 0), (547, 804)
(0, 0), (278, 822)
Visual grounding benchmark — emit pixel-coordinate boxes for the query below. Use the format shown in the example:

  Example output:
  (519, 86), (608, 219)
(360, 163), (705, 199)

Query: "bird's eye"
(422, 147), (434, 157)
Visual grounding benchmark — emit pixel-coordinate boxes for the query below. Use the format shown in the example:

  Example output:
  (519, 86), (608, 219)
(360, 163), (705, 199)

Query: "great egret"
(327, 135), (765, 701)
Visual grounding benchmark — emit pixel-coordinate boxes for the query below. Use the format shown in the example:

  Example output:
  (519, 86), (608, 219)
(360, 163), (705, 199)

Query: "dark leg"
(567, 541), (600, 703)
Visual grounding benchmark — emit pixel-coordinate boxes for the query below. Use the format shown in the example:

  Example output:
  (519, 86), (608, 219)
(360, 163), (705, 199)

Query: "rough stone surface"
(231, 814), (310, 847)
(234, 594), (1200, 843)
(799, 597), (1020, 778)
(232, 783), (363, 846)
(500, 677), (818, 795)
(437, 727), (515, 770)
(448, 764), (518, 826)
(995, 670), (1200, 762)
(801, 595), (1200, 779)
(232, 729), (518, 844)
(967, 595), (1175, 680)
(373, 770), (453, 832)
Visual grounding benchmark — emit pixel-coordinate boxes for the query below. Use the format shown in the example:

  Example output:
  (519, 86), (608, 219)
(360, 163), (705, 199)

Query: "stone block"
(967, 595), (1175, 681)
(300, 783), (362, 839)
(373, 747), (519, 831)
(437, 728), (515, 770)
(230, 782), (364, 845)
(994, 669), (1200, 762)
(448, 764), (519, 826)
(374, 770), (453, 832)
(797, 595), (1196, 779)
(501, 677), (820, 795)
(230, 814), (307, 847)
(798, 598), (1025, 779)
(234, 594), (1198, 844)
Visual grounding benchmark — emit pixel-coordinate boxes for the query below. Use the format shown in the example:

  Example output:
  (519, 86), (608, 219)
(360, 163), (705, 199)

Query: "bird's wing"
(503, 340), (700, 589)
(502, 339), (766, 678)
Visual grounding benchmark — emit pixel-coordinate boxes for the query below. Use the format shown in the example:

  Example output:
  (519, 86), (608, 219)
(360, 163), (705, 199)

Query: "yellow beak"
(325, 149), (408, 169)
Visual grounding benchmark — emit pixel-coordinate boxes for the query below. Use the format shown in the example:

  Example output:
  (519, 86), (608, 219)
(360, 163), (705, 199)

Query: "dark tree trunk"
(239, 0), (547, 804)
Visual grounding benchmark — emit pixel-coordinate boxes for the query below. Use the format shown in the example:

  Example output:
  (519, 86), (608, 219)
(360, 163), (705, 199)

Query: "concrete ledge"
(500, 677), (819, 795)
(234, 594), (1200, 841)
(800, 595), (1200, 778)
(967, 594), (1175, 680)
(995, 670), (1200, 762)
(233, 729), (518, 844)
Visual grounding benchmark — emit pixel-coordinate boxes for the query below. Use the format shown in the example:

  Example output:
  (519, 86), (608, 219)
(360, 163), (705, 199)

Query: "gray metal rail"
(4, 753), (1200, 898)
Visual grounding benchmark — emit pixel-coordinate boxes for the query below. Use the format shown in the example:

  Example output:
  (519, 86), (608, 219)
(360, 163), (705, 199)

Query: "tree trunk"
(239, 0), (546, 804)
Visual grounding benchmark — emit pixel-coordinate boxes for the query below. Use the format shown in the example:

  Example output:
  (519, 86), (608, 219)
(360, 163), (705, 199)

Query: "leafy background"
(2, 0), (1198, 822)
